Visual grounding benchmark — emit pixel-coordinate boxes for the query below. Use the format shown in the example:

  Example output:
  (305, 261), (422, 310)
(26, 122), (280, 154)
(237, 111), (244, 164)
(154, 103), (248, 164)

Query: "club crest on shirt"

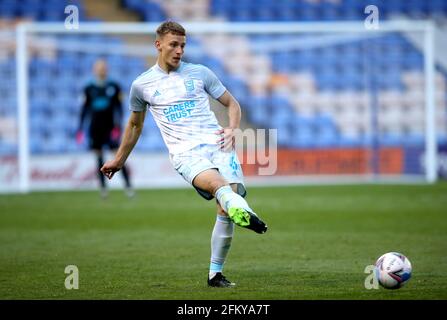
(184, 79), (194, 92)
(106, 86), (116, 96)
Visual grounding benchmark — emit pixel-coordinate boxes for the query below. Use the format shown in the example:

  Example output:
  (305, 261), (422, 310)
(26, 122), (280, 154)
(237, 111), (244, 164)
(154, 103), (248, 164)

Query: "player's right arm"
(101, 110), (146, 179)
(101, 80), (148, 179)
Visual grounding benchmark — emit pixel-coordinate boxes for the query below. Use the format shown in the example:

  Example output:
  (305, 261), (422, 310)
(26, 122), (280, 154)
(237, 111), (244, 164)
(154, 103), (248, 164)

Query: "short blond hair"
(156, 21), (186, 38)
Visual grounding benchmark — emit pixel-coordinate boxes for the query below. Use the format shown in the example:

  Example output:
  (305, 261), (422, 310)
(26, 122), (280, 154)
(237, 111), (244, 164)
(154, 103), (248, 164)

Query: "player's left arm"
(217, 90), (241, 151)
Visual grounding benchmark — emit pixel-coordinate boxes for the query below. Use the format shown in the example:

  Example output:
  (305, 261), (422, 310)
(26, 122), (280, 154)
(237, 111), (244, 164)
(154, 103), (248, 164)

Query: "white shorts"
(169, 143), (246, 200)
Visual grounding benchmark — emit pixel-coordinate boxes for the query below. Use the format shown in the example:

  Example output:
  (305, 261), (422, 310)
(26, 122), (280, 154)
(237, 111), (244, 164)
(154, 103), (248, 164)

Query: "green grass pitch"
(0, 183), (446, 299)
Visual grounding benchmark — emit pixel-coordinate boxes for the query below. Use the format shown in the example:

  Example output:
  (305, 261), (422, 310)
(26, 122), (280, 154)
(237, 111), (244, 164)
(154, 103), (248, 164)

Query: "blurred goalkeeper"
(77, 59), (134, 198)
(100, 21), (267, 288)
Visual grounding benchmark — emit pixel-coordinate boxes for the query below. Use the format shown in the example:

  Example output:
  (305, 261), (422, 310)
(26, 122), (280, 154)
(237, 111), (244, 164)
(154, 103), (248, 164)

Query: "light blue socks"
(215, 185), (252, 213)
(209, 215), (234, 279)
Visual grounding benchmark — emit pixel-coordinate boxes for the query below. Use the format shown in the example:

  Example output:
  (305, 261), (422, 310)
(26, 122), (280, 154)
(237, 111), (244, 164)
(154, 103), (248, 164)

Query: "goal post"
(10, 21), (438, 193)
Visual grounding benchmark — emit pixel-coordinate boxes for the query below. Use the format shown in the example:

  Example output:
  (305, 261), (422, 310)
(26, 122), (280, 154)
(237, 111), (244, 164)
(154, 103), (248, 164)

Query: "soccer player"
(77, 59), (134, 198)
(100, 21), (267, 287)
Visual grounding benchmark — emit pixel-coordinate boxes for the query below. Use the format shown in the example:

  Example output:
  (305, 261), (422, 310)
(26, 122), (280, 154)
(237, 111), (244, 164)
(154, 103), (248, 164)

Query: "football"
(374, 252), (412, 289)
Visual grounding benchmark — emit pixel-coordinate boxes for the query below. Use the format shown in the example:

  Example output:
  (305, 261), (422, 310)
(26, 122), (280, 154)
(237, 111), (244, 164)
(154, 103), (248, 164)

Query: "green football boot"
(228, 208), (268, 234)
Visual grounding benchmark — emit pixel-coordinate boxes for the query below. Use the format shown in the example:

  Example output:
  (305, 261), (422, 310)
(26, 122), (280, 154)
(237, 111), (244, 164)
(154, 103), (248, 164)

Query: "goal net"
(0, 21), (441, 193)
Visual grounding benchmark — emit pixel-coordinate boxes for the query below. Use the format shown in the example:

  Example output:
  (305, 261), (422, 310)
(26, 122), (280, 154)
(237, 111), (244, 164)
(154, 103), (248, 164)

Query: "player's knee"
(209, 180), (227, 196)
(193, 170), (228, 196)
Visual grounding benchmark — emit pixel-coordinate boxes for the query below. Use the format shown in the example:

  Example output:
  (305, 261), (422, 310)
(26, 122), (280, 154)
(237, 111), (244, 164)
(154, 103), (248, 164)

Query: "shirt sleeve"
(201, 65), (226, 100)
(129, 82), (147, 112)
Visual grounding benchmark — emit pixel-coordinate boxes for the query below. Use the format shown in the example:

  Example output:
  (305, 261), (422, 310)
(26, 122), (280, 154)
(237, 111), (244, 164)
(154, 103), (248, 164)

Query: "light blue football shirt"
(129, 61), (227, 154)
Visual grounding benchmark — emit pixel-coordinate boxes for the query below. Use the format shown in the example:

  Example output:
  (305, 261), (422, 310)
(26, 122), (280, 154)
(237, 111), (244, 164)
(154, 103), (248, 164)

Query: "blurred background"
(1, 0), (447, 192)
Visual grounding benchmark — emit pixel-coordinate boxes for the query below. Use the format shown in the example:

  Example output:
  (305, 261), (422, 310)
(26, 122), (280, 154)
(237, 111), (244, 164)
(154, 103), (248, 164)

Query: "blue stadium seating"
(0, 0), (86, 21)
(1, 0), (446, 156)
(0, 0), (153, 154)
